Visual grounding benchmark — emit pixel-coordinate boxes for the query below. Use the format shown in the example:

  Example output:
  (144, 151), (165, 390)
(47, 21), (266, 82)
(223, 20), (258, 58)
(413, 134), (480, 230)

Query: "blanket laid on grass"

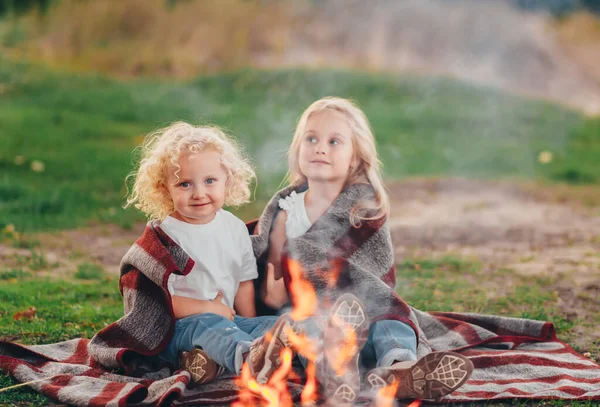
(250, 183), (600, 402)
(1, 185), (599, 405)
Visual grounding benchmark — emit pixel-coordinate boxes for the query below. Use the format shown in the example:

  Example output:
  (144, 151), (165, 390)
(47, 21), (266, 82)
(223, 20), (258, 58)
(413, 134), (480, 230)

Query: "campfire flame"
(375, 381), (399, 407)
(300, 361), (318, 406)
(324, 259), (343, 289)
(326, 314), (358, 376)
(233, 348), (293, 407)
(287, 329), (319, 405)
(234, 258), (421, 407)
(287, 330), (318, 362)
(233, 364), (257, 407)
(287, 259), (317, 320)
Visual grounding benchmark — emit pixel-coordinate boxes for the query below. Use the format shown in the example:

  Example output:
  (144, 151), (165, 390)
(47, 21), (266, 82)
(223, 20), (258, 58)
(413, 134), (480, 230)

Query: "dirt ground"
(389, 178), (600, 287)
(387, 178), (600, 356)
(2, 178), (599, 355)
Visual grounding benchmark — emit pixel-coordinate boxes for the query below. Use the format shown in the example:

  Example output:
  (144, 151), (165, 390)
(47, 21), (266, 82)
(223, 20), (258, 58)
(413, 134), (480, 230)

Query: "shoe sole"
(366, 351), (474, 401)
(322, 293), (370, 403)
(180, 348), (221, 385)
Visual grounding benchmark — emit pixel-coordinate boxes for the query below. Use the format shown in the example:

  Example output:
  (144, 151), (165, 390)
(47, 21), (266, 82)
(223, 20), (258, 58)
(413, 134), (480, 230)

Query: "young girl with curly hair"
(123, 122), (292, 386)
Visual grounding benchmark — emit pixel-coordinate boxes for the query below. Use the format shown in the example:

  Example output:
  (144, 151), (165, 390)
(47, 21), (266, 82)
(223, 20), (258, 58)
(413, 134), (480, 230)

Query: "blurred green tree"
(581, 0), (600, 13)
(0, 0), (52, 16)
(515, 0), (579, 16)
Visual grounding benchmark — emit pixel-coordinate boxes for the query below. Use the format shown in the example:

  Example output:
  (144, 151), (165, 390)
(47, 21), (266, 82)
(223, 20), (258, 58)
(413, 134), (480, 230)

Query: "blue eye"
(179, 181), (191, 188)
(307, 136), (317, 143)
(205, 178), (216, 185)
(330, 139), (340, 145)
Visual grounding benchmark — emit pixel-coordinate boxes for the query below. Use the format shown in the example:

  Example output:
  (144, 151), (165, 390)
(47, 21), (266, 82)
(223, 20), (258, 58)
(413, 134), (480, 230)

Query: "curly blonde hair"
(125, 122), (255, 221)
(287, 97), (389, 226)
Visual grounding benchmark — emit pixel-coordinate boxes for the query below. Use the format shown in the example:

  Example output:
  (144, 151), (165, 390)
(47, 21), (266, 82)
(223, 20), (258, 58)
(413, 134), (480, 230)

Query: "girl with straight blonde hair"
(251, 97), (473, 403)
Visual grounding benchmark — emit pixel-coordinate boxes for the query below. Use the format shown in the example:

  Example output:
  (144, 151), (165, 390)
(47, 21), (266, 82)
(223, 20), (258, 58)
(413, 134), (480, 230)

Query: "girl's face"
(165, 149), (227, 224)
(298, 110), (356, 185)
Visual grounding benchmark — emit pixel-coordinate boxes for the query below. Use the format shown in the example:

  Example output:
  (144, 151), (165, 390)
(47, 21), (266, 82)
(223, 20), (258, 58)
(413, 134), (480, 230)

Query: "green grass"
(1, 57), (599, 232)
(0, 277), (122, 343)
(394, 257), (595, 407)
(396, 257), (574, 333)
(0, 274), (122, 406)
(0, 268), (31, 280)
(74, 262), (106, 280)
(1, 258), (595, 406)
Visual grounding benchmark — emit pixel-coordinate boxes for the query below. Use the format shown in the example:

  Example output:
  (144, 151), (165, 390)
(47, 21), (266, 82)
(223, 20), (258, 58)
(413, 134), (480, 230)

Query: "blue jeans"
(293, 317), (417, 368)
(361, 319), (418, 367)
(159, 313), (278, 374)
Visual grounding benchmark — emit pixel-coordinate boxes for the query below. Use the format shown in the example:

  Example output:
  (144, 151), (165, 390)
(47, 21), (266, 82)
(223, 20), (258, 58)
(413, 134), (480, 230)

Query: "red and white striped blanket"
(2, 328), (598, 404)
(1, 191), (599, 405)
(414, 311), (600, 402)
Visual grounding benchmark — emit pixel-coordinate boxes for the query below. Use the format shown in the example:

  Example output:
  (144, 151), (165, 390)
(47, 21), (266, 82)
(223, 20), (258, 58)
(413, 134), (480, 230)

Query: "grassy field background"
(2, 56), (599, 233)
(1, 55), (600, 405)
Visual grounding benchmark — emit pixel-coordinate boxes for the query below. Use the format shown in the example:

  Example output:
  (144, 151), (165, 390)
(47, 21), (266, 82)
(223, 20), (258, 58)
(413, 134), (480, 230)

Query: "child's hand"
(210, 292), (236, 320)
(262, 263), (289, 309)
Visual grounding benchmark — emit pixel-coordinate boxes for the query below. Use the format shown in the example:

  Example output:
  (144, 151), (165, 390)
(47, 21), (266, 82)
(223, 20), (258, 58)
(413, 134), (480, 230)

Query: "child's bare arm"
(268, 210), (287, 280)
(234, 280), (256, 317)
(262, 263), (289, 309)
(258, 210), (290, 309)
(171, 293), (235, 320)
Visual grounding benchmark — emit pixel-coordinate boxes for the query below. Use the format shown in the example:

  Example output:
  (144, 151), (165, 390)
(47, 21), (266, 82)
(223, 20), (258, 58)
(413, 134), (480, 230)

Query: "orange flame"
(325, 258), (343, 289)
(327, 314), (358, 376)
(287, 259), (318, 321)
(268, 347), (293, 388)
(234, 348), (294, 407)
(375, 381), (400, 407)
(248, 380), (279, 407)
(266, 347), (293, 407)
(233, 363), (258, 407)
(287, 330), (318, 362)
(407, 400), (422, 407)
(300, 361), (318, 406)
(235, 259), (375, 406)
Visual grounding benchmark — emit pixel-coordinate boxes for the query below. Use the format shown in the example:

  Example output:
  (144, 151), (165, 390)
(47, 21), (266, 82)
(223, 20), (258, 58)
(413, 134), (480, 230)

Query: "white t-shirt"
(278, 190), (312, 239)
(161, 210), (258, 308)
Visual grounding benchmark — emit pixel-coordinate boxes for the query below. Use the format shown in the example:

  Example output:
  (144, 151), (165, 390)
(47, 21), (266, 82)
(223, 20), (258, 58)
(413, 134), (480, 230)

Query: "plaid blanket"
(251, 183), (415, 326)
(1, 221), (198, 405)
(251, 183), (600, 402)
(1, 185), (599, 405)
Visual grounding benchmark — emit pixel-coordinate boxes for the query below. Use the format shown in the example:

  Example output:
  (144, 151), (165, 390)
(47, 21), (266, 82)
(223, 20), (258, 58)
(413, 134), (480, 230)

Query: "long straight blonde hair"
(286, 97), (389, 226)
